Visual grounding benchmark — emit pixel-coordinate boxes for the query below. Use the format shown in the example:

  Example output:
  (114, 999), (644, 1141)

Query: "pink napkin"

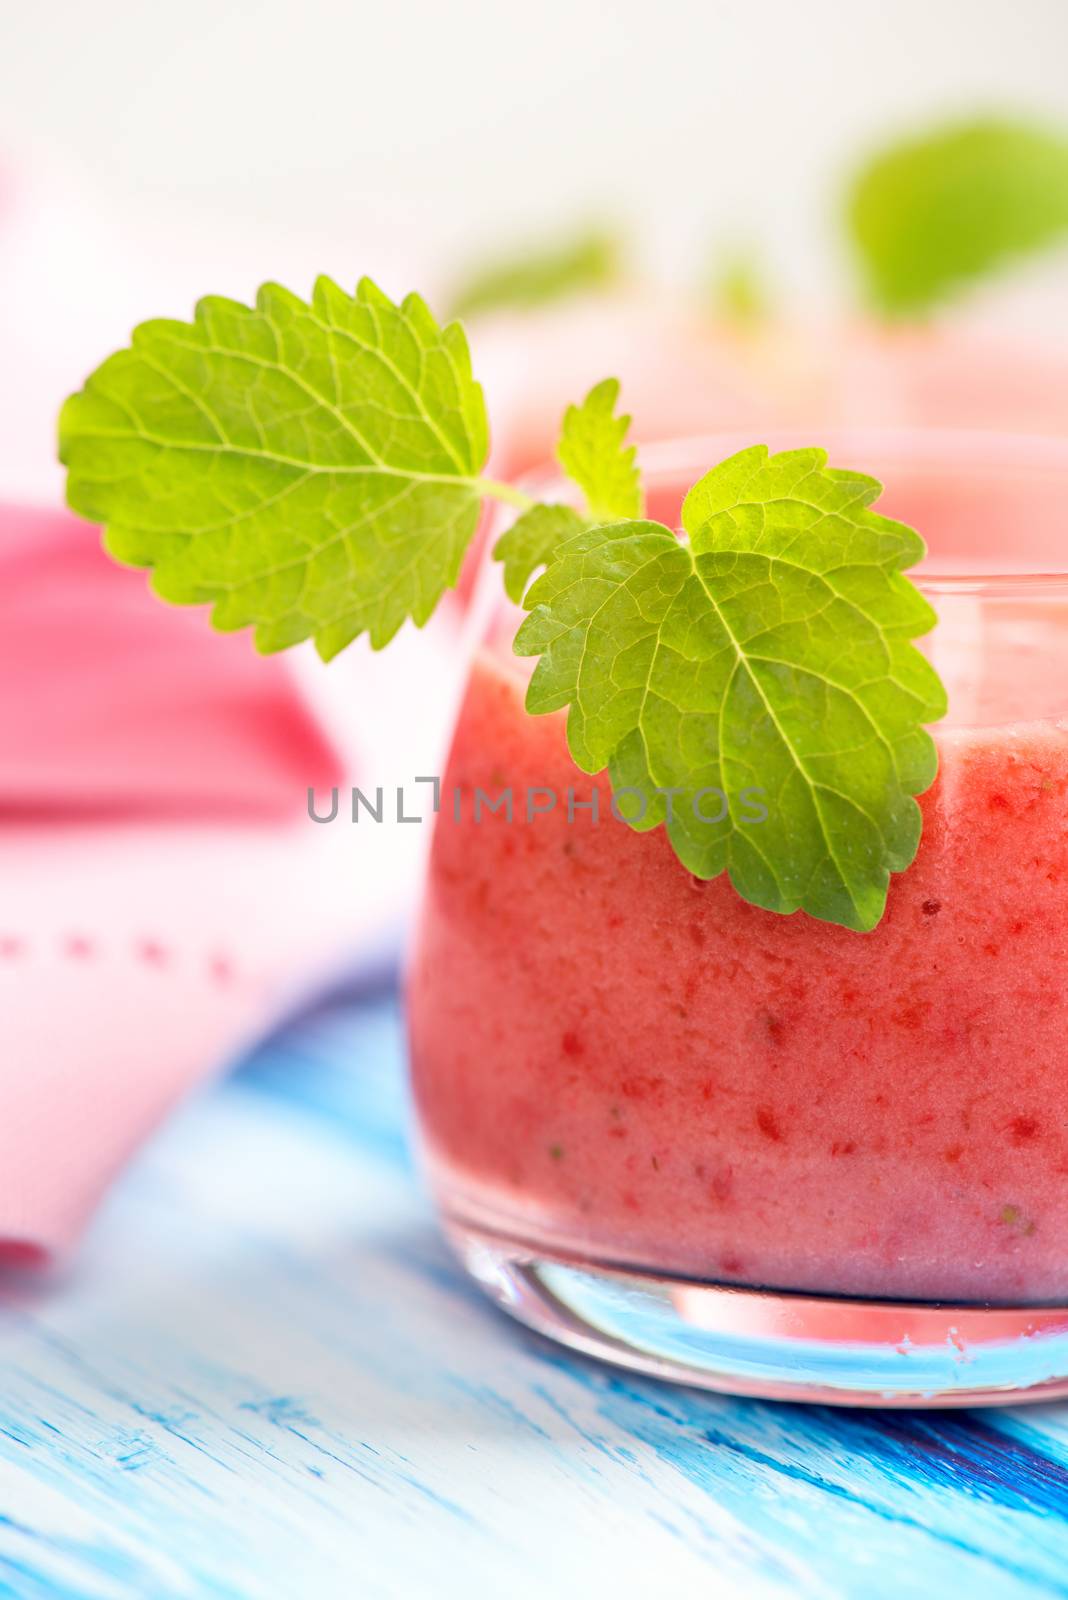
(0, 503), (416, 1264)
(0, 503), (341, 816)
(0, 165), (472, 1264)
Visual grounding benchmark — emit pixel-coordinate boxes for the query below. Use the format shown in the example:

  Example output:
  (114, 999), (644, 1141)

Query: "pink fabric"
(0, 503), (361, 1262)
(0, 823), (335, 1259)
(0, 169), (459, 1264)
(1, 504), (341, 814)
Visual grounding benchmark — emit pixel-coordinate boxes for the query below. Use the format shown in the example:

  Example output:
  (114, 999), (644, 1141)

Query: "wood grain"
(2, 984), (1067, 1599)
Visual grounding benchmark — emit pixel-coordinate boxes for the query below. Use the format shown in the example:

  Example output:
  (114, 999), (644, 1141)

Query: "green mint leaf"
(450, 227), (622, 318)
(514, 445), (947, 933)
(556, 378), (642, 522)
(492, 376), (642, 599)
(59, 276), (490, 657)
(848, 115), (1068, 316)
(494, 502), (588, 604)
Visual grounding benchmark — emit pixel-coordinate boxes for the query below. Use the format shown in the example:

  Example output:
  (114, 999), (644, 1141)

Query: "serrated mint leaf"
(59, 276), (490, 657)
(492, 376), (644, 603)
(493, 502), (588, 603)
(848, 115), (1068, 316)
(557, 378), (642, 522)
(515, 446), (947, 933)
(450, 227), (622, 318)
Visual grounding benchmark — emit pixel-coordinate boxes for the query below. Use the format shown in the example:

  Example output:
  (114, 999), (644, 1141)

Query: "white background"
(4, 0), (1068, 296)
(1, 0), (1067, 498)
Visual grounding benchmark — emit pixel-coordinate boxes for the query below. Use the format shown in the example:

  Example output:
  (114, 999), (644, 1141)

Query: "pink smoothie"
(408, 444), (1068, 1303)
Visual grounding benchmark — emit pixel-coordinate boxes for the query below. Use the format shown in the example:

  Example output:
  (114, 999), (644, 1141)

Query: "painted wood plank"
(1, 989), (1067, 1599)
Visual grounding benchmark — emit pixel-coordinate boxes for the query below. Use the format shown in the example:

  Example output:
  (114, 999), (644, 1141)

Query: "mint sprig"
(515, 447), (946, 931)
(60, 277), (508, 657)
(848, 115), (1068, 316)
(492, 377), (641, 601)
(58, 278), (947, 931)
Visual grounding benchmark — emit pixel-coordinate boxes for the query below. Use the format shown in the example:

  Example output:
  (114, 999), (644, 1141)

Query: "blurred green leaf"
(450, 227), (622, 318)
(707, 246), (770, 327)
(847, 115), (1068, 317)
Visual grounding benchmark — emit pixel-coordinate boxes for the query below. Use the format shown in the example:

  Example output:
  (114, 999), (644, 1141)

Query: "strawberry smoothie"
(408, 435), (1068, 1303)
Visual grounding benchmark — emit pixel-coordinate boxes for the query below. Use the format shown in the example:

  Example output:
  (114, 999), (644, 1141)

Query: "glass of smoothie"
(408, 429), (1068, 1406)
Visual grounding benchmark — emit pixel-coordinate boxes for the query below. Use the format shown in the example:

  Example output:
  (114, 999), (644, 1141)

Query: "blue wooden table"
(3, 971), (1068, 1600)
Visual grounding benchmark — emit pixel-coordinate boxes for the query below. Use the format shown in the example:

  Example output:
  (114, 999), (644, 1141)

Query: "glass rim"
(510, 425), (1068, 596)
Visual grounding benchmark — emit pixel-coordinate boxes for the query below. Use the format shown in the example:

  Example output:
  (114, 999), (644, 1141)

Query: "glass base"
(448, 1221), (1068, 1407)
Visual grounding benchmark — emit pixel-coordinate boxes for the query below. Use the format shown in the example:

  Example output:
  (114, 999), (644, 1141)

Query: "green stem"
(480, 477), (537, 512)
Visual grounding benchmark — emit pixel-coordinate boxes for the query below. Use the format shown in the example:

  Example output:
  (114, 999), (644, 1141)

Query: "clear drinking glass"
(407, 430), (1068, 1406)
